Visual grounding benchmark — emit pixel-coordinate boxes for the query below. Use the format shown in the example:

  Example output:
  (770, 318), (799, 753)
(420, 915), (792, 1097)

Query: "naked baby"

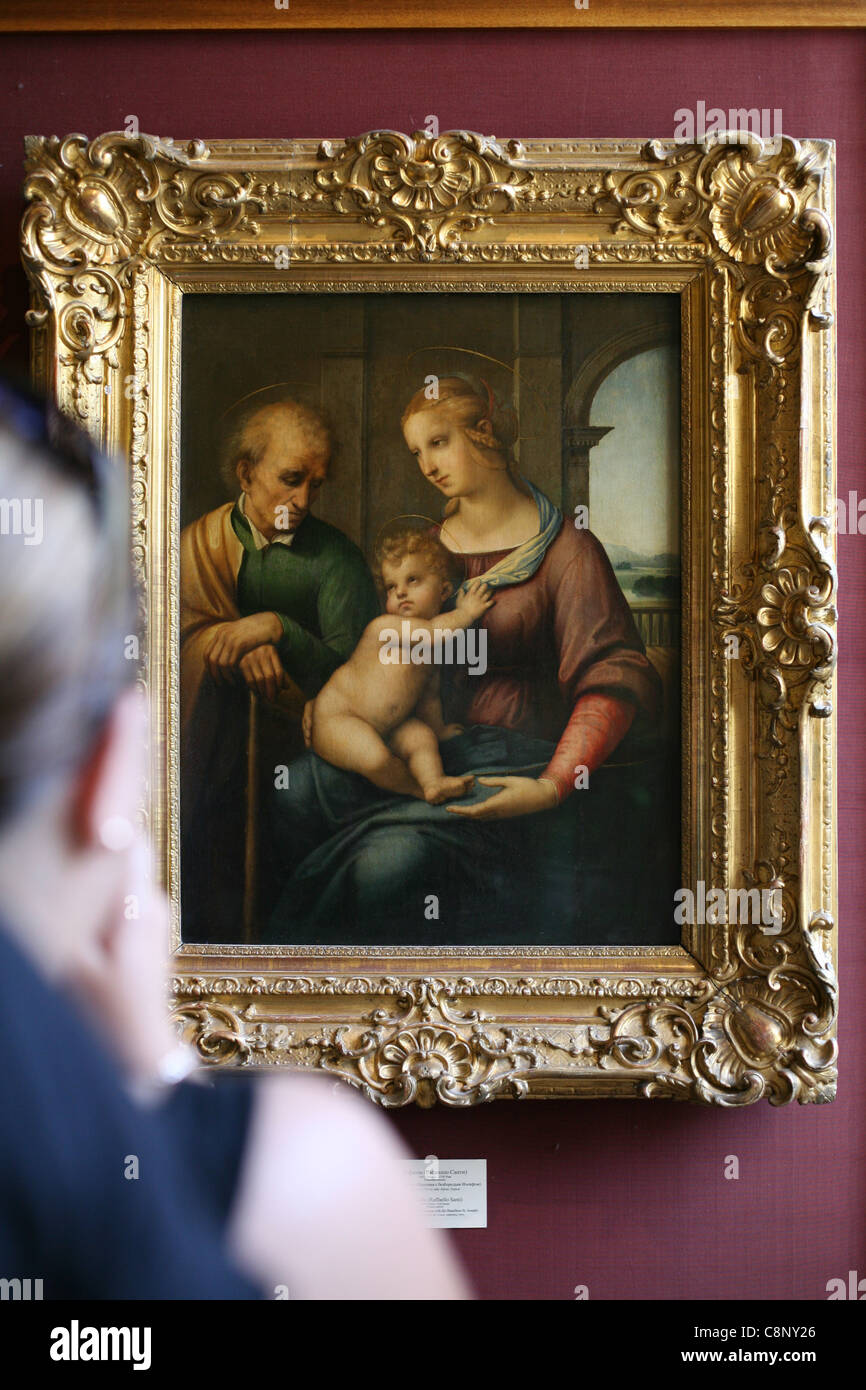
(309, 527), (494, 803)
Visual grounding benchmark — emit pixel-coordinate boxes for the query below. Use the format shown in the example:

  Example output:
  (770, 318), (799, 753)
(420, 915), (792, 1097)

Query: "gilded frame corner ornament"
(21, 128), (837, 1108)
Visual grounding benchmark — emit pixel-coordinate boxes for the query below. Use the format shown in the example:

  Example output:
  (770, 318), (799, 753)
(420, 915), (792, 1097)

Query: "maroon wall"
(1, 26), (862, 1302)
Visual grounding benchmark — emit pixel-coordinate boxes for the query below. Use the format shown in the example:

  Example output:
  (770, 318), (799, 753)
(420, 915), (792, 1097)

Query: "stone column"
(561, 424), (612, 524)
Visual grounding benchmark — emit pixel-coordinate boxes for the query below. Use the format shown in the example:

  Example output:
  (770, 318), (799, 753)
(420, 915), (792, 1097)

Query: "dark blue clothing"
(0, 919), (262, 1300)
(266, 725), (679, 947)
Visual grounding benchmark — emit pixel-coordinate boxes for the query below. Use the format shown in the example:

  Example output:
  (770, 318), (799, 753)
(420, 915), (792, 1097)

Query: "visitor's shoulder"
(0, 919), (125, 1106)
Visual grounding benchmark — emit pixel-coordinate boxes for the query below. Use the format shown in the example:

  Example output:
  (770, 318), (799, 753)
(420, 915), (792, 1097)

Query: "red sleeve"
(534, 531), (661, 803)
(539, 691), (636, 804)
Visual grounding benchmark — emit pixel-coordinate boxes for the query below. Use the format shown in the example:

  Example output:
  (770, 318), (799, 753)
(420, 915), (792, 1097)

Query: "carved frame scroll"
(21, 130), (837, 1107)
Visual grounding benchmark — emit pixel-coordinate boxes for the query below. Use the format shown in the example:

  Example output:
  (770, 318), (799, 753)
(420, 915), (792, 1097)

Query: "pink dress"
(445, 524), (661, 795)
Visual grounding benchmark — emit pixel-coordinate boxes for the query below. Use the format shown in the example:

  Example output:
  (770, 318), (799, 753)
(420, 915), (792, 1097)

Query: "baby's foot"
(439, 723), (465, 742)
(424, 773), (475, 805)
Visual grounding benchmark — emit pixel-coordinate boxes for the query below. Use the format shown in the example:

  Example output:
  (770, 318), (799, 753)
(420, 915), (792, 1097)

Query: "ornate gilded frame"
(21, 129), (837, 1107)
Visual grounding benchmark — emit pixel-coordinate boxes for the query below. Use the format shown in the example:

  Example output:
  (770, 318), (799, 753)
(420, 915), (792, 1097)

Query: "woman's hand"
(206, 612), (283, 684)
(446, 775), (558, 820)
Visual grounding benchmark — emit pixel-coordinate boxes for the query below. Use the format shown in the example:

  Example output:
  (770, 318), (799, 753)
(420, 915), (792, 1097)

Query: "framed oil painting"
(178, 287), (681, 951)
(21, 129), (837, 1106)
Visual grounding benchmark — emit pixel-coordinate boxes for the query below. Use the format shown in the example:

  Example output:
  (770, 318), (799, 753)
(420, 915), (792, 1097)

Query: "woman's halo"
(402, 346), (556, 446)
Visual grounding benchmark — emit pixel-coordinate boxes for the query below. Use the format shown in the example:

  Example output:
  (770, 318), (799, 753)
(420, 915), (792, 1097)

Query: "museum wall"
(0, 25), (862, 1301)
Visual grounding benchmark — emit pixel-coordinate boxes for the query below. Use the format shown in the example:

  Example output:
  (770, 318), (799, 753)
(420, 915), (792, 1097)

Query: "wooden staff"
(242, 690), (258, 943)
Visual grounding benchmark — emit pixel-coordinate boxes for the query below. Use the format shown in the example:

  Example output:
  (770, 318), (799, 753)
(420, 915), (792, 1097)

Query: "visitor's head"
(221, 401), (335, 540)
(0, 376), (143, 977)
(375, 526), (461, 620)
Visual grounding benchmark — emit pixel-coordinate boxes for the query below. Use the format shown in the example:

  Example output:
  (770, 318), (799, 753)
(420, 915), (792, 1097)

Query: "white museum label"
(403, 1158), (487, 1228)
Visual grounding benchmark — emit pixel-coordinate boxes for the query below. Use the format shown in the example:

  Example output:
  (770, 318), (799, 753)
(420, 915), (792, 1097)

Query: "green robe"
(231, 505), (378, 696)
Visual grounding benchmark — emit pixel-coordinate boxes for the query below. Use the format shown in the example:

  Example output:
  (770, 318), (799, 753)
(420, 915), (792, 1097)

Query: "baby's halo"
(373, 512), (467, 597)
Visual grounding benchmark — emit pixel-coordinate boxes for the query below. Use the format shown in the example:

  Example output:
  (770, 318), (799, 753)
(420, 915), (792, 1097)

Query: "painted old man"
(179, 400), (378, 938)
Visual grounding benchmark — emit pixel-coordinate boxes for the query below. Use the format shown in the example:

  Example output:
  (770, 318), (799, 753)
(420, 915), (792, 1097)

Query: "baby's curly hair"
(373, 525), (463, 599)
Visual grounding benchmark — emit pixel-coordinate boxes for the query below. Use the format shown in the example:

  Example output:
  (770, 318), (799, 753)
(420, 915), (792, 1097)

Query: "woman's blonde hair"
(400, 374), (528, 512)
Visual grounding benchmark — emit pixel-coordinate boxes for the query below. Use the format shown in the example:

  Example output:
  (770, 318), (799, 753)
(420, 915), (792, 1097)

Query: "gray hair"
(0, 389), (137, 827)
(219, 399), (335, 497)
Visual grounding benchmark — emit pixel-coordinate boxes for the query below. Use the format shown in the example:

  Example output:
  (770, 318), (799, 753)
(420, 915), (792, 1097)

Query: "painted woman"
(266, 376), (677, 946)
